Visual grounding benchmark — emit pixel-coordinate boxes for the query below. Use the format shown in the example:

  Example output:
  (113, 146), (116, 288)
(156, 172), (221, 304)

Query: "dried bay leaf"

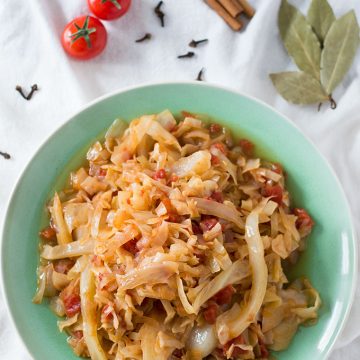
(307, 0), (335, 43)
(270, 72), (328, 104)
(278, 0), (321, 80)
(321, 11), (360, 94)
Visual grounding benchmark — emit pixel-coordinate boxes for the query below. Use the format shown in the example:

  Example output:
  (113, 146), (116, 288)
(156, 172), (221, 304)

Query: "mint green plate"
(1, 82), (356, 360)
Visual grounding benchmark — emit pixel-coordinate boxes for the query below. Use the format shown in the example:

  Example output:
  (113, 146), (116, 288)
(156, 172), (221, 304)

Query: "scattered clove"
(135, 33), (152, 43)
(0, 151), (11, 160)
(154, 1), (165, 27)
(15, 84), (39, 101)
(189, 39), (209, 48)
(177, 51), (195, 59)
(196, 68), (205, 81)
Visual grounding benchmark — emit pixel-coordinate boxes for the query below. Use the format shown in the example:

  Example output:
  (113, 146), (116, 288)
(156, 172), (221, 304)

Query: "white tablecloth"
(0, 0), (359, 358)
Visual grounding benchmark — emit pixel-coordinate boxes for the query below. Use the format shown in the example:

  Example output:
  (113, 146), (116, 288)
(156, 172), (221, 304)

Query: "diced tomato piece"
(200, 216), (218, 232)
(73, 330), (83, 339)
(212, 285), (235, 305)
(259, 339), (269, 358)
(203, 303), (219, 324)
(211, 142), (228, 155)
(98, 168), (107, 177)
(122, 238), (139, 255)
(54, 259), (75, 274)
(211, 154), (220, 165)
(239, 139), (254, 157)
(39, 226), (56, 241)
(209, 123), (222, 134)
(191, 221), (203, 235)
(168, 214), (183, 223)
(63, 293), (81, 317)
(223, 334), (247, 357)
(194, 249), (207, 263)
(210, 191), (224, 203)
(153, 168), (167, 180)
(293, 208), (314, 230)
(60, 281), (81, 318)
(263, 183), (283, 205)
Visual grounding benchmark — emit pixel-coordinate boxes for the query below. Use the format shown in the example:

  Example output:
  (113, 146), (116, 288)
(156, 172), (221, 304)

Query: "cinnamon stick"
(205, 0), (243, 31)
(237, 0), (255, 18)
(218, 0), (243, 18)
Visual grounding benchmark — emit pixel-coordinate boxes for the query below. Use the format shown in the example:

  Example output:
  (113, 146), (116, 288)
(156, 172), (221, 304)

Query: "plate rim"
(1, 80), (357, 360)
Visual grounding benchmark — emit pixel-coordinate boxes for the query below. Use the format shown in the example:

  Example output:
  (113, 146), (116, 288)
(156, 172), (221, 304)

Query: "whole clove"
(154, 1), (165, 27)
(177, 51), (195, 59)
(135, 33), (152, 43)
(15, 84), (38, 101)
(196, 68), (205, 81)
(189, 39), (209, 48)
(0, 151), (11, 160)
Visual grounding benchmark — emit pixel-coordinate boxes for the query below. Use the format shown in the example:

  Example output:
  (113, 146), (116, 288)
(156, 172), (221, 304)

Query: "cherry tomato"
(203, 303), (218, 324)
(61, 16), (107, 60)
(88, 0), (131, 20)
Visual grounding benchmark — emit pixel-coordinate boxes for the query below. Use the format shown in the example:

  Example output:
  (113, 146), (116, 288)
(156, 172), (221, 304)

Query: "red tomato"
(239, 138), (254, 157)
(191, 221), (203, 235)
(263, 183), (283, 205)
(153, 168), (167, 180)
(212, 285), (235, 305)
(209, 123), (222, 134)
(211, 142), (228, 155)
(203, 303), (218, 324)
(39, 226), (56, 241)
(122, 238), (139, 255)
(211, 154), (220, 165)
(88, 0), (131, 20)
(200, 216), (218, 232)
(294, 208), (314, 230)
(61, 16), (107, 60)
(209, 191), (224, 203)
(73, 330), (83, 339)
(54, 259), (75, 274)
(63, 294), (81, 317)
(223, 335), (248, 357)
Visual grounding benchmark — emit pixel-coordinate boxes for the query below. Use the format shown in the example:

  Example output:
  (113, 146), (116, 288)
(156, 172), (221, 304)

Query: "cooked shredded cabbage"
(35, 111), (320, 360)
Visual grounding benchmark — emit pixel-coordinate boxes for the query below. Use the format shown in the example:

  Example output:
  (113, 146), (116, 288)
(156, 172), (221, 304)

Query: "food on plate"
(34, 110), (320, 359)
(61, 16), (107, 60)
(88, 0), (132, 21)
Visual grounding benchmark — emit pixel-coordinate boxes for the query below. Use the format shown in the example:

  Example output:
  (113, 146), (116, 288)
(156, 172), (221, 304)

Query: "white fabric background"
(0, 0), (359, 358)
